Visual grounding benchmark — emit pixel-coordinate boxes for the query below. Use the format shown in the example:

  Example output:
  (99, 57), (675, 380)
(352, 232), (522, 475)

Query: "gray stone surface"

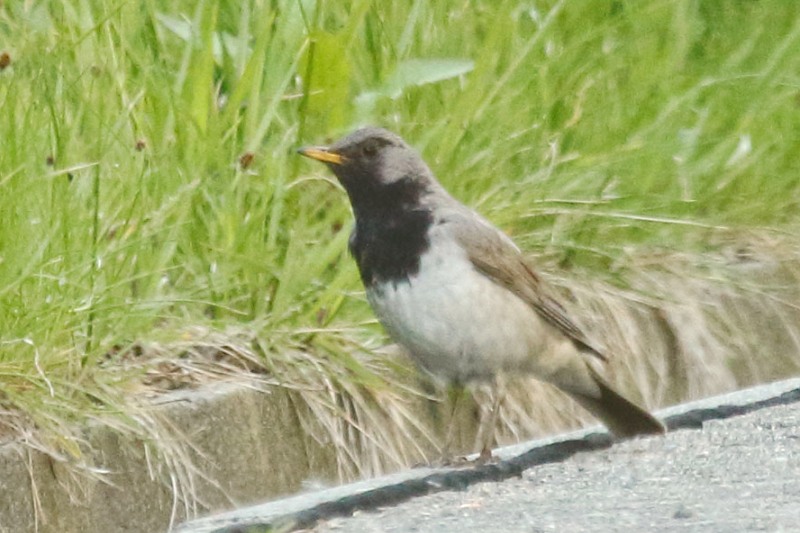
(179, 378), (800, 533)
(316, 405), (800, 532)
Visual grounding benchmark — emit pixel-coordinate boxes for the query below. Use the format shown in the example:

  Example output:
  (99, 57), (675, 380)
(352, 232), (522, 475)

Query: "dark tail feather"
(570, 368), (665, 439)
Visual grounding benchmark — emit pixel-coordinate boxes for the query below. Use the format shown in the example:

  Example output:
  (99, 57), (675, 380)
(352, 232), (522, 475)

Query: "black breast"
(347, 177), (434, 287)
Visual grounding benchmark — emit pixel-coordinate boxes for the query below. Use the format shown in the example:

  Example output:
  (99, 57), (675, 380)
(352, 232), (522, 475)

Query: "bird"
(298, 127), (665, 456)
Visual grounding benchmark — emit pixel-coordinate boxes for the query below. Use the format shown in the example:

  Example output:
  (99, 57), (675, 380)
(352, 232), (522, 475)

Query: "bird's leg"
(439, 384), (468, 464)
(475, 382), (505, 464)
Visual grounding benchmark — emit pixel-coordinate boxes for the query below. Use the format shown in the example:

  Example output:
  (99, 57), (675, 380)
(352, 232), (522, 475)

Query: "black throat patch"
(347, 177), (433, 287)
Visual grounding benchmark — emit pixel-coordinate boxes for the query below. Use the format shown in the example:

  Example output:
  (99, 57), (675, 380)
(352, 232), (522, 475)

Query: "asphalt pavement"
(178, 377), (800, 533)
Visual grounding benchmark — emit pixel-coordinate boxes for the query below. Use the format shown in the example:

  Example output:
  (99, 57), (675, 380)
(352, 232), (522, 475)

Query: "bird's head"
(298, 127), (435, 208)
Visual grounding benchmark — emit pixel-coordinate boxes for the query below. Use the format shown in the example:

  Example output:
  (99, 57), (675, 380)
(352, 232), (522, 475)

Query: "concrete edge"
(0, 380), (341, 533)
(176, 377), (800, 533)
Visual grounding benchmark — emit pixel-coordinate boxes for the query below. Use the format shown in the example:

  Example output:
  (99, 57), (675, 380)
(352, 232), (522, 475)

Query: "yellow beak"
(297, 146), (346, 166)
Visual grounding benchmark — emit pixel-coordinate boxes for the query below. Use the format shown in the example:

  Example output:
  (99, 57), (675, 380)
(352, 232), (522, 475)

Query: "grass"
(1, 0), (800, 508)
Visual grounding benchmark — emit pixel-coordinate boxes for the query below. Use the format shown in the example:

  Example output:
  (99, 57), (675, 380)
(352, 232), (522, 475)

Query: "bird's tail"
(568, 366), (665, 439)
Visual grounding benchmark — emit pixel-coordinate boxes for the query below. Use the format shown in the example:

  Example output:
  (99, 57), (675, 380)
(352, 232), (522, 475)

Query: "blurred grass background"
(1, 0), (799, 479)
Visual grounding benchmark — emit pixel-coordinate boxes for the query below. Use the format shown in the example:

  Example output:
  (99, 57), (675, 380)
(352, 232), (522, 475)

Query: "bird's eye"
(362, 143), (378, 157)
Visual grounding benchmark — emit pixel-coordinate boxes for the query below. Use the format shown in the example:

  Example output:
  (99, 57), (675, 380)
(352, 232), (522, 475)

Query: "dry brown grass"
(127, 234), (800, 461)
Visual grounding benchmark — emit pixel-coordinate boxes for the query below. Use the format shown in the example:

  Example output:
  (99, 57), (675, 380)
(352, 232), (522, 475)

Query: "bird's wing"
(444, 207), (607, 361)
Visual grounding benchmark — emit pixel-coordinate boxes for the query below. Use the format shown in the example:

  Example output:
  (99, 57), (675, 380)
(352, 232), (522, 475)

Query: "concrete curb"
(177, 377), (800, 533)
(0, 382), (339, 533)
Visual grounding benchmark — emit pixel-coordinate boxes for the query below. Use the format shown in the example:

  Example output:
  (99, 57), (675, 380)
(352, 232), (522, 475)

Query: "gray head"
(298, 127), (438, 211)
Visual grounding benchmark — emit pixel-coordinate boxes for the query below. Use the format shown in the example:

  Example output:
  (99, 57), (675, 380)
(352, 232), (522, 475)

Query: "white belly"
(366, 237), (556, 384)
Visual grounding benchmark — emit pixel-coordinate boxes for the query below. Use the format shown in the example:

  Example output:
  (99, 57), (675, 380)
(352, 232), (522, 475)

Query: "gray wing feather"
(442, 207), (607, 361)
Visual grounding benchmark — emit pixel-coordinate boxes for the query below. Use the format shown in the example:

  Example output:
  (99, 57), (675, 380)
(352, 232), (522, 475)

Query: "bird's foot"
(476, 445), (495, 465)
(415, 446), (496, 469)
